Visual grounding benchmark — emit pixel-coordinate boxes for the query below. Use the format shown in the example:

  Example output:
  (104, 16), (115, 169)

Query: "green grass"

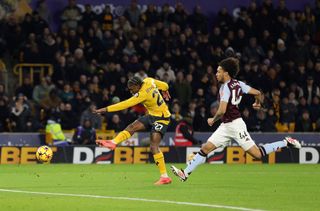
(0, 164), (319, 211)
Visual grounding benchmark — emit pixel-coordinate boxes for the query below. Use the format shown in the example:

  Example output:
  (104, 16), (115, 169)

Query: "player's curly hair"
(219, 57), (240, 78)
(127, 76), (143, 87)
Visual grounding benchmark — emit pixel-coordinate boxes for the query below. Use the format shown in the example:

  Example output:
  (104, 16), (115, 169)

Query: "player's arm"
(207, 85), (230, 126)
(239, 81), (262, 110)
(152, 78), (171, 101)
(248, 88), (262, 110)
(93, 93), (146, 114)
(207, 101), (227, 126)
(152, 78), (169, 91)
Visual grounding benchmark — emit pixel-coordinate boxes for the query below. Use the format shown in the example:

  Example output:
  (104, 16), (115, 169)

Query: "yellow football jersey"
(106, 77), (171, 118)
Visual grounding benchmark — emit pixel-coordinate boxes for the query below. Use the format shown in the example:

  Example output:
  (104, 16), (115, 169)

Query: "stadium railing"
(13, 63), (53, 85)
(0, 59), (8, 91)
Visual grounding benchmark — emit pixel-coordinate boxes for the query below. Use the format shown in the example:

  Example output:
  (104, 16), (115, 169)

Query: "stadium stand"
(0, 0), (319, 137)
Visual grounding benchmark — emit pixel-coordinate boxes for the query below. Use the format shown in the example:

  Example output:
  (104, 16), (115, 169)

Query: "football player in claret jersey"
(171, 57), (301, 182)
(93, 76), (172, 185)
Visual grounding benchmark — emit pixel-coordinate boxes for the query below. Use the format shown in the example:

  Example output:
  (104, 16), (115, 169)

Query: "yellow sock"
(153, 152), (168, 177)
(113, 130), (131, 144)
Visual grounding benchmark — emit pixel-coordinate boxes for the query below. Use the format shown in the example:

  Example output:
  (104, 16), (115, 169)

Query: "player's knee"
(252, 153), (262, 160)
(150, 144), (159, 154)
(201, 142), (216, 154)
(125, 124), (136, 134)
(247, 150), (262, 159)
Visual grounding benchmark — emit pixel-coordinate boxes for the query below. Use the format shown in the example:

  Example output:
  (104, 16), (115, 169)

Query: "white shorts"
(208, 118), (255, 151)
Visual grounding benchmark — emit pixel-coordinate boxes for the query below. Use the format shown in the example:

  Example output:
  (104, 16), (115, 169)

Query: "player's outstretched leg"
(171, 142), (215, 182)
(96, 139), (117, 150)
(247, 136), (301, 159)
(284, 136), (301, 148)
(96, 120), (145, 150)
(170, 165), (188, 182)
(258, 136), (301, 156)
(96, 130), (131, 150)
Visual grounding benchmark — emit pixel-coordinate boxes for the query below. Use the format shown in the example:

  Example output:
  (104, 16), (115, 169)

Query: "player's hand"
(92, 108), (107, 115)
(161, 90), (171, 101)
(252, 103), (261, 110)
(207, 118), (214, 126)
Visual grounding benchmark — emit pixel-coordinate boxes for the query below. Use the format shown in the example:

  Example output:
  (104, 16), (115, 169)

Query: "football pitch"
(0, 164), (319, 211)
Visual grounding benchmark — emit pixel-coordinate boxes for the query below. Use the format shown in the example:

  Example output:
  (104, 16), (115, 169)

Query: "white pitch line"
(0, 188), (266, 211)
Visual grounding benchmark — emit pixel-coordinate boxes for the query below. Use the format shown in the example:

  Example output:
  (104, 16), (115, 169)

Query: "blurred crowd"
(0, 0), (320, 142)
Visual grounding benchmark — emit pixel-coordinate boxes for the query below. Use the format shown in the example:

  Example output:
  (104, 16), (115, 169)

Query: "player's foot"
(170, 165), (188, 182)
(284, 137), (301, 149)
(95, 140), (116, 150)
(154, 176), (172, 185)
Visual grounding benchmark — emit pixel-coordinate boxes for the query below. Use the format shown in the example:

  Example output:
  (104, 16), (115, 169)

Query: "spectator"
(124, 1), (141, 27)
(188, 5), (208, 34)
(156, 62), (176, 83)
(174, 113), (200, 146)
(170, 102), (183, 130)
(242, 37), (265, 63)
(263, 108), (278, 132)
(141, 4), (159, 27)
(295, 110), (314, 132)
(22, 33), (41, 63)
(72, 119), (96, 145)
(108, 114), (125, 132)
(169, 2), (188, 29)
(80, 103), (102, 129)
(61, 102), (78, 130)
(255, 109), (276, 132)
(32, 77), (54, 105)
(193, 105), (210, 131)
(31, 11), (48, 35)
(36, 0), (52, 24)
(303, 76), (320, 105)
(0, 97), (9, 131)
(61, 0), (82, 29)
(41, 33), (59, 63)
(173, 71), (192, 108)
(113, 16), (132, 34)
(123, 40), (137, 56)
(81, 4), (97, 31)
(0, 84), (9, 104)
(39, 89), (61, 112)
(280, 97), (297, 124)
(134, 69), (148, 80)
(309, 96), (320, 122)
(287, 92), (299, 106)
(208, 101), (220, 131)
(242, 107), (256, 131)
(9, 93), (32, 132)
(60, 83), (74, 103)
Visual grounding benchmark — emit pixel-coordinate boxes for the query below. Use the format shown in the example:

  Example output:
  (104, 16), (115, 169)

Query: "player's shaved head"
(127, 76), (143, 95)
(127, 76), (143, 87)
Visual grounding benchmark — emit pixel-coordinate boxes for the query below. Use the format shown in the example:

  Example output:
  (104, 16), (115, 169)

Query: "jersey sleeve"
(107, 91), (146, 112)
(152, 78), (169, 91)
(220, 85), (231, 102)
(239, 81), (251, 94)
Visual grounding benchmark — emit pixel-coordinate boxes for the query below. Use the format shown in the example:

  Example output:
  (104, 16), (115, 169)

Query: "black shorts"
(137, 115), (170, 136)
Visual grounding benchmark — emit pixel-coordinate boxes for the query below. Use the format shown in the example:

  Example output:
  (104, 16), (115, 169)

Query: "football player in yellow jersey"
(93, 76), (172, 185)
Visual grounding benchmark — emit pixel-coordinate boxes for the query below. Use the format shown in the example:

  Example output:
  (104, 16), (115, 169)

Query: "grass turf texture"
(0, 164), (319, 211)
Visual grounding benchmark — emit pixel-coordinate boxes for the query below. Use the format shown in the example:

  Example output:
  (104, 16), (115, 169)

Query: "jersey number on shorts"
(239, 131), (248, 139)
(231, 88), (242, 105)
(154, 122), (163, 131)
(152, 90), (164, 106)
